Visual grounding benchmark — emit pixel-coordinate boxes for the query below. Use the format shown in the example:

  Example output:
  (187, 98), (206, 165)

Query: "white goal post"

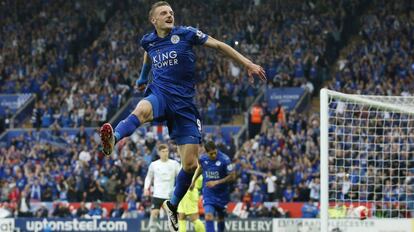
(320, 88), (414, 232)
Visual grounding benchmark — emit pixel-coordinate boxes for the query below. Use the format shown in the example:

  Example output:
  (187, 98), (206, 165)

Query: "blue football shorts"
(144, 85), (202, 145)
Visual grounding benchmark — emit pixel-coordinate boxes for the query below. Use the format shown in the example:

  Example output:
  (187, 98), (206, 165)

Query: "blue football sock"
(218, 221), (224, 232)
(170, 169), (194, 207)
(114, 114), (141, 143)
(206, 221), (215, 232)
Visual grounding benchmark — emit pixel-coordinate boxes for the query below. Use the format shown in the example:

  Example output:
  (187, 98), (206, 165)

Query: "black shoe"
(162, 200), (178, 232)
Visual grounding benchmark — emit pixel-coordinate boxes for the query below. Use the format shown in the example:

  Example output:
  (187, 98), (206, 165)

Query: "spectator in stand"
(34, 204), (49, 218)
(296, 181), (311, 202)
(230, 187), (243, 202)
(309, 178), (320, 202)
(265, 172), (277, 201)
(124, 191), (138, 219)
(0, 113), (5, 134)
(86, 180), (105, 202)
(249, 103), (264, 139)
(0, 181), (10, 202)
(29, 178), (42, 202)
(8, 184), (20, 204)
(76, 202), (89, 218)
(17, 190), (32, 217)
(301, 200), (319, 218)
(75, 125), (88, 145)
(110, 202), (125, 218)
(52, 202), (71, 218)
(96, 103), (108, 126)
(105, 174), (120, 202)
(251, 184), (265, 204)
(283, 186), (294, 202)
(87, 202), (103, 219)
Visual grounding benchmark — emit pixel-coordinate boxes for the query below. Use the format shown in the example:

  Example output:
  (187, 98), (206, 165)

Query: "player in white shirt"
(145, 144), (181, 232)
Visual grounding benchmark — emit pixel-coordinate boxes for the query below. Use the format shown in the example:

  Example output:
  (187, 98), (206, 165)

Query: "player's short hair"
(204, 141), (216, 152)
(149, 1), (171, 21)
(158, 144), (168, 151)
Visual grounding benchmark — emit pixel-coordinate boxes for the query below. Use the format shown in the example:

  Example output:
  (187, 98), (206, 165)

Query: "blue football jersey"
(199, 151), (234, 205)
(140, 26), (208, 98)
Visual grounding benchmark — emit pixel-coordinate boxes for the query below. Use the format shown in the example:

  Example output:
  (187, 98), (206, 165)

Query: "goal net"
(320, 89), (414, 231)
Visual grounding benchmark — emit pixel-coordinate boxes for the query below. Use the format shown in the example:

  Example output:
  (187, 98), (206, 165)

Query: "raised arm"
(204, 36), (267, 83)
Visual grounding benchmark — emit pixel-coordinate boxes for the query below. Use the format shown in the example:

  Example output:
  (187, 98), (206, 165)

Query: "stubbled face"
(151, 5), (175, 31)
(207, 149), (217, 160)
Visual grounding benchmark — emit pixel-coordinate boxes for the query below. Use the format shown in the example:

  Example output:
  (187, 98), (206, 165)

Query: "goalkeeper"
(177, 175), (205, 232)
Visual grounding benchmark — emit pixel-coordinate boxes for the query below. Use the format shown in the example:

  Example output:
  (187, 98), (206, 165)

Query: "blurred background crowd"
(0, 0), (413, 219)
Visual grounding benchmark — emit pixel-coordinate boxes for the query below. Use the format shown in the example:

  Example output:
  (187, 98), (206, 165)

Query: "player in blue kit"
(99, 1), (266, 231)
(191, 141), (236, 232)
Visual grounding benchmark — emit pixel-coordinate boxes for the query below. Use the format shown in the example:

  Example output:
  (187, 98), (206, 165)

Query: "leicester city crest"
(215, 161), (221, 166)
(171, 35), (180, 44)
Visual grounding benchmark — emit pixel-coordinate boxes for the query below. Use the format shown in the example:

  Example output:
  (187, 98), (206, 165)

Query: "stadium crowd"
(1, 0), (120, 129)
(194, 0), (345, 123)
(2, 0), (342, 128)
(327, 0), (414, 95)
(1, 0), (413, 219)
(324, 0), (414, 218)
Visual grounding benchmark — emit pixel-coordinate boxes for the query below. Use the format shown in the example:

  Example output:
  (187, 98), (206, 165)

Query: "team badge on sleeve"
(196, 30), (206, 39)
(171, 35), (180, 44)
(227, 164), (234, 172)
